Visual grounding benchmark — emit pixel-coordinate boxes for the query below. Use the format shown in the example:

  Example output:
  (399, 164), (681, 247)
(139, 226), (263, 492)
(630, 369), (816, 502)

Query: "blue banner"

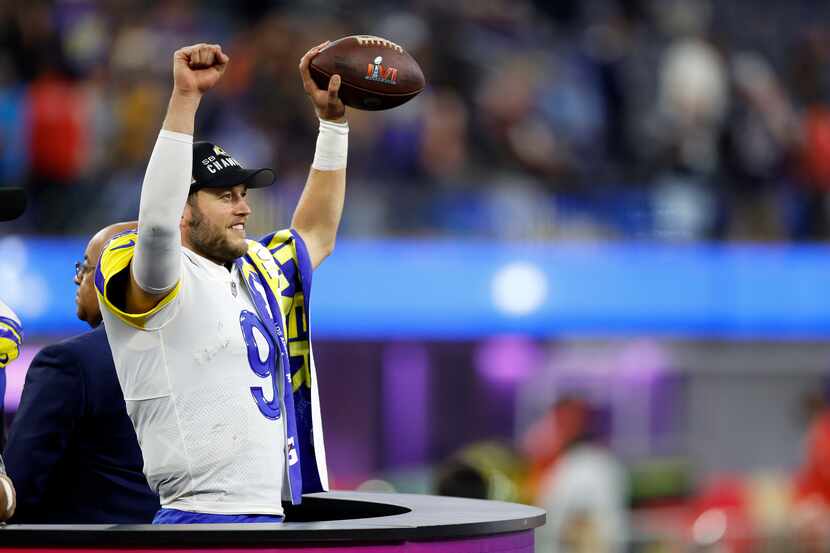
(2, 236), (830, 339)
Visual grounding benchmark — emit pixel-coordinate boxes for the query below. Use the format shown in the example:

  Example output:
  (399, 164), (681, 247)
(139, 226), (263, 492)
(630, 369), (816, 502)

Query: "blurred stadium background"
(3, 0), (830, 550)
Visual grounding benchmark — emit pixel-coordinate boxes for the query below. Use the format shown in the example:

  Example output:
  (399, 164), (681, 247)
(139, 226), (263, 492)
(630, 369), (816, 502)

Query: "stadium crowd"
(1, 0), (830, 242)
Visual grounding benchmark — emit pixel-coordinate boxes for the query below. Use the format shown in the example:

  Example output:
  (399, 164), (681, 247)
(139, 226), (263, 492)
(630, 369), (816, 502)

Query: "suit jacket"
(4, 325), (159, 523)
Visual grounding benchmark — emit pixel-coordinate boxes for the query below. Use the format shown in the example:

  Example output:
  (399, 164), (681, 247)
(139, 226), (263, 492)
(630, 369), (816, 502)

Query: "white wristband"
(311, 119), (349, 171)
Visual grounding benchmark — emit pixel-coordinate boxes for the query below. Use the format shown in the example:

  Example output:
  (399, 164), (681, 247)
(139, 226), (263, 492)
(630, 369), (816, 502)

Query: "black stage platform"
(0, 491), (546, 551)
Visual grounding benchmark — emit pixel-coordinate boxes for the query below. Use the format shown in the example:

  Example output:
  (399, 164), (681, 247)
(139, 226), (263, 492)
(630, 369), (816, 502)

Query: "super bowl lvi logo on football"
(308, 34), (424, 110)
(365, 56), (398, 85)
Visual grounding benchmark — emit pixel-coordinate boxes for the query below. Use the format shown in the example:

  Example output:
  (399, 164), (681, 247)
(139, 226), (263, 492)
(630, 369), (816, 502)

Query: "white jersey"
(97, 232), (295, 516)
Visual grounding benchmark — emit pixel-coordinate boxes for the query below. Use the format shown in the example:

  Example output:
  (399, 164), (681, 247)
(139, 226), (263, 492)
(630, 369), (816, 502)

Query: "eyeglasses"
(74, 260), (94, 281)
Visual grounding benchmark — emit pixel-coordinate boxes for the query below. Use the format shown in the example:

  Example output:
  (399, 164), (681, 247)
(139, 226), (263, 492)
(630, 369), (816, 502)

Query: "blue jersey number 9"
(240, 310), (281, 419)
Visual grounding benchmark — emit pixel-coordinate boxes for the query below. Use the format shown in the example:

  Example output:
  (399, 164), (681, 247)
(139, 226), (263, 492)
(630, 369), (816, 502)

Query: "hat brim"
(191, 167), (276, 193)
(0, 188), (26, 222)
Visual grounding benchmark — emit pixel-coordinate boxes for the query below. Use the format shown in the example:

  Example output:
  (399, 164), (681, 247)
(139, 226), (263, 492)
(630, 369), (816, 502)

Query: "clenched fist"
(173, 43), (229, 97)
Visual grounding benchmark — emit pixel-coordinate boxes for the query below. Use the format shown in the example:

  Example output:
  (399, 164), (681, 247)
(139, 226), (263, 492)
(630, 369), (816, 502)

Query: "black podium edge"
(0, 491), (547, 547)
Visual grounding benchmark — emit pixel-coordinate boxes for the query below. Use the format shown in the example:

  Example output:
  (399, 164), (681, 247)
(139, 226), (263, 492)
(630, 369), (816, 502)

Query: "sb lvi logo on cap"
(202, 144), (241, 175)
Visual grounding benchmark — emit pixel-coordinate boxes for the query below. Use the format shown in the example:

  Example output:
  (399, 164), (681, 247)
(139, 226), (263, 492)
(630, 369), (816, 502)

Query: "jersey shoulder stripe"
(0, 301), (23, 368)
(0, 316), (22, 368)
(95, 230), (180, 329)
(0, 315), (22, 344)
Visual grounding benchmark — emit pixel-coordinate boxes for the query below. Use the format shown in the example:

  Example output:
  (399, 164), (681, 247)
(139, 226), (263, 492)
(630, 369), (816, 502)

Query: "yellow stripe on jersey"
(0, 339), (19, 369)
(0, 315), (22, 369)
(0, 320), (22, 345)
(95, 230), (181, 330)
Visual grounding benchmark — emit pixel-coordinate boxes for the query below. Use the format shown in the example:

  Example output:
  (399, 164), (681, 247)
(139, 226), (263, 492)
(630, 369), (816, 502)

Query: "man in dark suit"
(4, 222), (159, 523)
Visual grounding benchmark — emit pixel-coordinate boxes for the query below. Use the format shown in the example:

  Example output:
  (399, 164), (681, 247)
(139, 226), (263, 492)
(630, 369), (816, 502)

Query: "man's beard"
(188, 204), (247, 263)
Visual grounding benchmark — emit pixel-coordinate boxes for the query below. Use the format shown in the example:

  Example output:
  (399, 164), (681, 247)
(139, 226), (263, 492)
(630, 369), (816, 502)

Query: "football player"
(96, 43), (346, 523)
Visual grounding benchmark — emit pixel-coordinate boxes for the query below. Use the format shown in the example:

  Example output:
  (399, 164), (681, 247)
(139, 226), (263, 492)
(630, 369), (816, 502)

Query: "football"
(309, 35), (425, 111)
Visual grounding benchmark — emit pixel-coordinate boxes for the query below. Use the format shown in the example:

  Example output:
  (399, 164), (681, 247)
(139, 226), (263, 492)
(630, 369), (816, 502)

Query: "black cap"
(0, 188), (26, 222)
(191, 142), (275, 193)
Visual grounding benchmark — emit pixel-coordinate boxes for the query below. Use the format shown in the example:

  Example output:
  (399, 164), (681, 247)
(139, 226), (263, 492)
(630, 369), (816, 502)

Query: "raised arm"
(126, 44), (228, 314)
(291, 42), (348, 270)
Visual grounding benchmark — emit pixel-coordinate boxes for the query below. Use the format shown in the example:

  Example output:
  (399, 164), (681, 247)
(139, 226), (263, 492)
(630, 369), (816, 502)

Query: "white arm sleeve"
(132, 130), (193, 294)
